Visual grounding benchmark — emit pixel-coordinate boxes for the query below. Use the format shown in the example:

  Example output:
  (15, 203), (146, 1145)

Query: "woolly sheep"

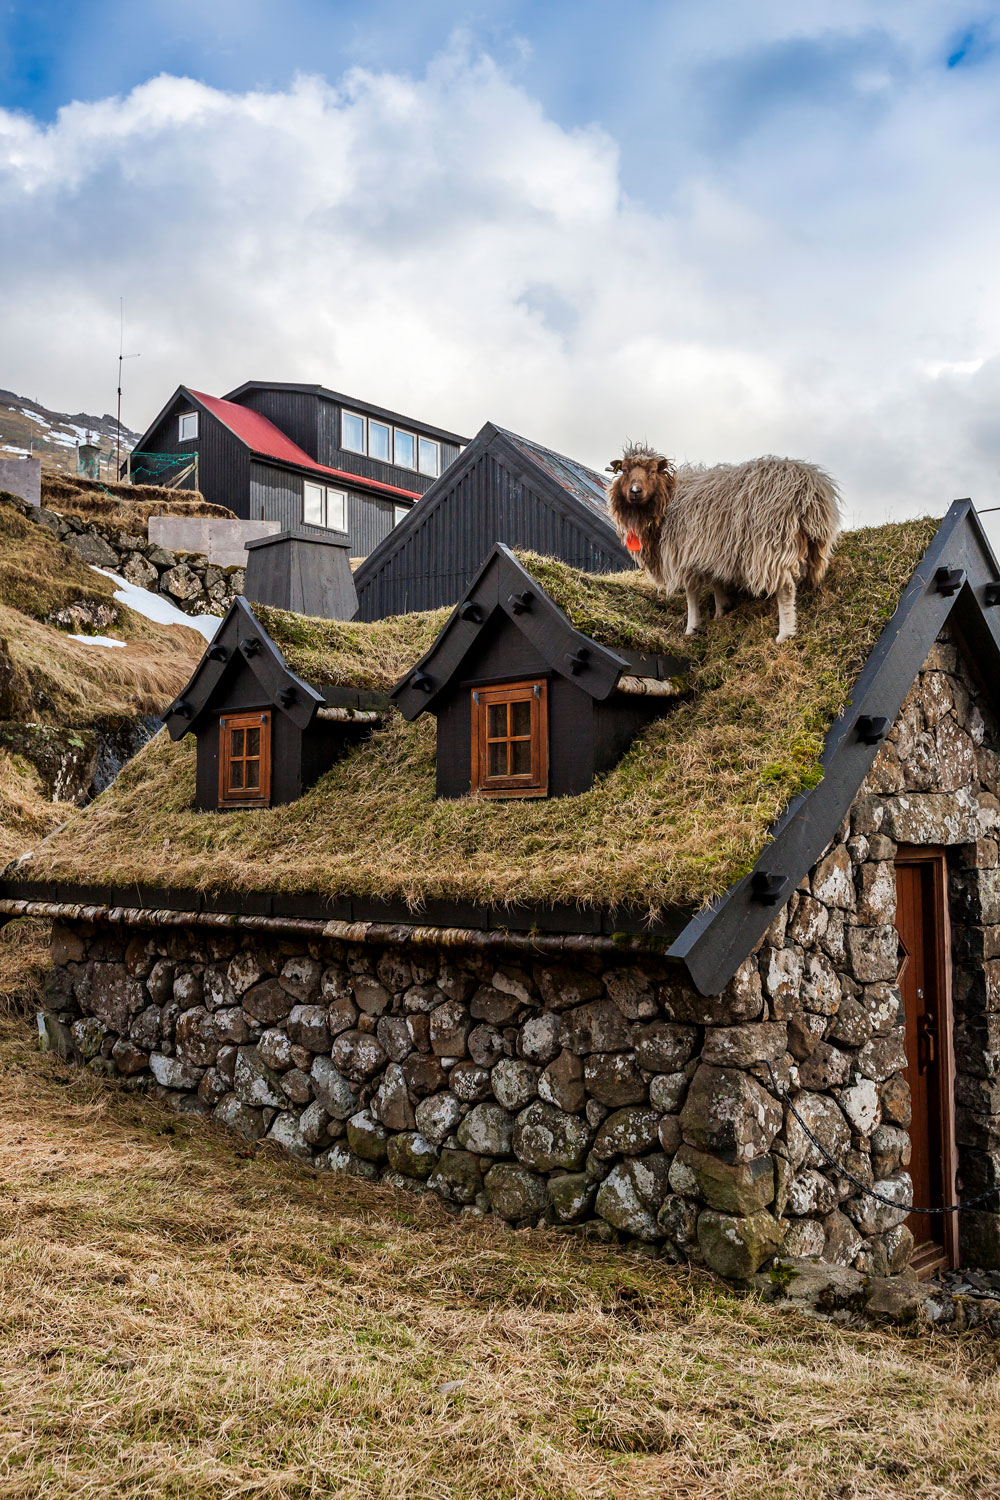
(607, 445), (841, 642)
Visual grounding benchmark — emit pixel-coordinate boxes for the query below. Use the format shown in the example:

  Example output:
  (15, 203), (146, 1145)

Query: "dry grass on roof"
(254, 601), (451, 691)
(27, 518), (941, 913)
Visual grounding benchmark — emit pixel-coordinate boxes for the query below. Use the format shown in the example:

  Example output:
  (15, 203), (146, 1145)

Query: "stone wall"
(6, 493), (243, 618)
(33, 628), (1000, 1277)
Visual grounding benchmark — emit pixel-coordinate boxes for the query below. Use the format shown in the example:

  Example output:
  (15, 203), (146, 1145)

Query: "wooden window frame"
(894, 845), (958, 1272)
(471, 679), (548, 798)
(178, 411), (198, 442)
(218, 710), (272, 808)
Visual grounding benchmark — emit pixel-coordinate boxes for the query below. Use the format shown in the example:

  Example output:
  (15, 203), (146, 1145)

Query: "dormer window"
(219, 711), (271, 806)
(471, 680), (548, 798)
(179, 411), (198, 441)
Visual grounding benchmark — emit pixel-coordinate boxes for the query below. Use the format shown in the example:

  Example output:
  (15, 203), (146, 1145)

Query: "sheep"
(606, 444), (841, 642)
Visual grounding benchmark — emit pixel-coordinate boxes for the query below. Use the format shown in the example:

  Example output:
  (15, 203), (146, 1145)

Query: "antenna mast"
(116, 298), (140, 479)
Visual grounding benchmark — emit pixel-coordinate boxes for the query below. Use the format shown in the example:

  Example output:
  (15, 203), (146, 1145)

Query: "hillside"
(0, 387), (139, 477)
(0, 495), (205, 866)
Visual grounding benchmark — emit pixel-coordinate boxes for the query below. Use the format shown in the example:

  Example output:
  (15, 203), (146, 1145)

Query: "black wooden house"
(353, 422), (632, 620)
(391, 545), (687, 799)
(126, 382), (467, 559)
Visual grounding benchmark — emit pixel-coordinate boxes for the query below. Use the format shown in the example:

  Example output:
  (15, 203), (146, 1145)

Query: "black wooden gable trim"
(127, 384), (203, 463)
(670, 500), (1000, 996)
(352, 422), (631, 609)
(392, 544), (637, 719)
(163, 596), (324, 739)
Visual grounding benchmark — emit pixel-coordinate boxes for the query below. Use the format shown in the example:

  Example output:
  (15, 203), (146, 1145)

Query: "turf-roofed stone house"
(10, 500), (1000, 1282)
(125, 382), (468, 559)
(353, 421), (632, 619)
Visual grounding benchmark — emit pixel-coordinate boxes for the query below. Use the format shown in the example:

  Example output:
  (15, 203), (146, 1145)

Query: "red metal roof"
(187, 389), (421, 501)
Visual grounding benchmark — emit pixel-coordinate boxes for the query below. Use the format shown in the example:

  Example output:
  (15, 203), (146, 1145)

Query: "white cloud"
(0, 35), (999, 523)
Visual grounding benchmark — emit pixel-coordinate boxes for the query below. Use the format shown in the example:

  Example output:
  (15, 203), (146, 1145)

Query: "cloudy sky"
(1, 1), (998, 525)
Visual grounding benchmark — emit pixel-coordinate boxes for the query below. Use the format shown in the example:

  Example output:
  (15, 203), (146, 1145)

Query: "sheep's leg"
(684, 582), (702, 636)
(776, 578), (797, 642)
(713, 585), (731, 620)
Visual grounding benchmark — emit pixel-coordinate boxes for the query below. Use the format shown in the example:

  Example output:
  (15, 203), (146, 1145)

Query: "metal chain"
(764, 1062), (1000, 1216)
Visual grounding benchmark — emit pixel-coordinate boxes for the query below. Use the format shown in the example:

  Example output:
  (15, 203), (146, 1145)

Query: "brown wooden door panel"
(894, 849), (957, 1271)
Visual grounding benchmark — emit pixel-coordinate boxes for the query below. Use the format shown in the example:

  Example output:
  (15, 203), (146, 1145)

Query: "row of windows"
(303, 480), (408, 532)
(217, 680), (548, 809)
(341, 410), (441, 477)
(178, 407), (442, 480)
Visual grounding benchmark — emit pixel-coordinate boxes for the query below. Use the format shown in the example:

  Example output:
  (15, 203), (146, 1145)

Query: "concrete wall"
(0, 455), (41, 507)
(148, 516), (280, 568)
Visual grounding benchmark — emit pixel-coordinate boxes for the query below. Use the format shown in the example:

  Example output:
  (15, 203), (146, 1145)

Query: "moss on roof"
(25, 518), (941, 915)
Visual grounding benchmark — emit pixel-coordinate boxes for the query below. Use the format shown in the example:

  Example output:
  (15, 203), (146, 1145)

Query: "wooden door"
(894, 850), (957, 1273)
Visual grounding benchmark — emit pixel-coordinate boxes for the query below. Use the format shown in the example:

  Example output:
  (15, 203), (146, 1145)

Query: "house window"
(369, 420), (391, 462)
(218, 711), (271, 806)
(179, 412), (198, 442)
(394, 430), (416, 469)
(393, 504), (408, 526)
(342, 411), (365, 453)
(471, 680), (548, 798)
(418, 437), (440, 477)
(303, 481), (347, 531)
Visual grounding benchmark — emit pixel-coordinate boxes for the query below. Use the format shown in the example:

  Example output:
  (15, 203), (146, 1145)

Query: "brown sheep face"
(619, 457), (670, 506)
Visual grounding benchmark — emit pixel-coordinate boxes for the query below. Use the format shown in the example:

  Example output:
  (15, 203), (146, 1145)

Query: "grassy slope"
(28, 518), (940, 914)
(0, 994), (997, 1500)
(0, 497), (205, 866)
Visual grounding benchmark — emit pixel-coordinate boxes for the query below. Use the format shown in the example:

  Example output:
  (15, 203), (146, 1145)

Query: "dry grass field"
(1, 925), (999, 1500)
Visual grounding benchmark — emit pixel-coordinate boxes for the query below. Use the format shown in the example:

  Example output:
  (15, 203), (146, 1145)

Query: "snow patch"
(89, 565), (220, 641)
(68, 633), (126, 649)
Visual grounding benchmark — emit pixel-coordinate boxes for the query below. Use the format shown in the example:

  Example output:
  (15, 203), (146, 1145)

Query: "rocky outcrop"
(7, 493), (243, 618)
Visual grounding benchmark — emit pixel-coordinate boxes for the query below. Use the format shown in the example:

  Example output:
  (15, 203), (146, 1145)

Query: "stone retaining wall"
(7, 493), (243, 618)
(33, 628), (1000, 1278)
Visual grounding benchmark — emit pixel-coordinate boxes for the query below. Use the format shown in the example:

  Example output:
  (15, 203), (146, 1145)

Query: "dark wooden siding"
(316, 397), (459, 495)
(130, 396), (250, 517)
(234, 387), (319, 458)
(355, 446), (629, 620)
(250, 460), (406, 557)
(249, 462), (303, 530)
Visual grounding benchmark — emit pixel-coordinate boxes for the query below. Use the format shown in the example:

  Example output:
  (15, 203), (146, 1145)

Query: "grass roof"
(25, 518), (941, 915)
(37, 473), (234, 525)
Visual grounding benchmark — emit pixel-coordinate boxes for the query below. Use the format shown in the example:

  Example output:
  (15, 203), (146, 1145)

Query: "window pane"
(229, 760), (244, 789)
(510, 700), (532, 738)
(510, 738), (531, 775)
(393, 504), (408, 526)
(418, 437), (440, 476)
(179, 412), (198, 441)
(394, 430), (415, 469)
(326, 489), (347, 531)
(230, 728), (244, 757)
(342, 412), (365, 453)
(303, 482), (324, 525)
(246, 727), (260, 757)
(487, 702), (507, 739)
(488, 740), (507, 777)
(244, 759), (260, 789)
(369, 421), (390, 462)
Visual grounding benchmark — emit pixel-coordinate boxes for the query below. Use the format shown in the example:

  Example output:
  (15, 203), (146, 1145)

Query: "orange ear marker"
(625, 529), (642, 554)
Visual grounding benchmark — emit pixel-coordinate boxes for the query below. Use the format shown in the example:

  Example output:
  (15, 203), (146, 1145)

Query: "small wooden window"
(218, 711), (271, 807)
(471, 680), (548, 798)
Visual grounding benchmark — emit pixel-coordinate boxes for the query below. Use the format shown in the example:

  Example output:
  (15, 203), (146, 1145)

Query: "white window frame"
(303, 480), (348, 533)
(368, 420), (391, 464)
(393, 429), (416, 470)
(178, 411), (199, 442)
(342, 410), (366, 455)
(418, 436), (440, 477)
(393, 504), (409, 526)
